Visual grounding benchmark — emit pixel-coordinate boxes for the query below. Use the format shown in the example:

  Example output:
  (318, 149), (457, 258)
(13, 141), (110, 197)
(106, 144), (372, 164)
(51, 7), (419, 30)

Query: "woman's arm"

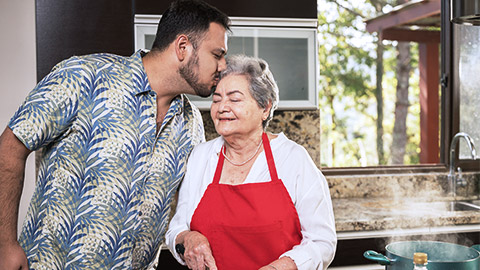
(165, 142), (219, 269)
(277, 145), (337, 270)
(259, 256), (297, 270)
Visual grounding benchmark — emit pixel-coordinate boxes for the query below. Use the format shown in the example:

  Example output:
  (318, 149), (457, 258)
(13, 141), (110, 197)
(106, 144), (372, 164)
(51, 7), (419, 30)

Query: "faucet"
(448, 132), (477, 198)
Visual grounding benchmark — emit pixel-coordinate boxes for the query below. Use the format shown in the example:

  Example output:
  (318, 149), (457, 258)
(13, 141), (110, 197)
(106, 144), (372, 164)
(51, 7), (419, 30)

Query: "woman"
(165, 55), (336, 270)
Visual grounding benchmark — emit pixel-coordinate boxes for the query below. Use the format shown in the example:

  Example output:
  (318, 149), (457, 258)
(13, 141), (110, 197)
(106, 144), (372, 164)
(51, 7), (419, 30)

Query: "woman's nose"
(218, 101), (230, 112)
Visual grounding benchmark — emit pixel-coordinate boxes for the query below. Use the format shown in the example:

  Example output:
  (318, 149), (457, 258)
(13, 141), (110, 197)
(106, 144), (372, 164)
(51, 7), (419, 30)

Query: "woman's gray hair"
(219, 55), (279, 129)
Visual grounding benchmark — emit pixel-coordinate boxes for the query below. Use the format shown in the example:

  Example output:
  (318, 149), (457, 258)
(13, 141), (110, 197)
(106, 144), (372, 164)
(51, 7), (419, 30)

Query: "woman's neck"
(223, 131), (264, 163)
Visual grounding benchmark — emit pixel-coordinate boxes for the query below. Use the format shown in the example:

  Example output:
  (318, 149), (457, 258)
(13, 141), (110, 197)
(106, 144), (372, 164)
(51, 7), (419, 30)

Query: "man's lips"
(213, 74), (220, 84)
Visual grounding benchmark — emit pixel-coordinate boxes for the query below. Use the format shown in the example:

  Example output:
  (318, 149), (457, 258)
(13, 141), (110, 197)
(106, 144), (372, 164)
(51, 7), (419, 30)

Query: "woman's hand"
(259, 256), (298, 270)
(178, 231), (217, 270)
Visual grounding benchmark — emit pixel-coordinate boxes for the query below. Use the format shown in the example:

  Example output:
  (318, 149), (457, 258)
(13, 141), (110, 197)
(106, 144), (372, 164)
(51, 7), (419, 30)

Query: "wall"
(135, 0), (317, 18)
(0, 0), (37, 236)
(36, 0), (134, 80)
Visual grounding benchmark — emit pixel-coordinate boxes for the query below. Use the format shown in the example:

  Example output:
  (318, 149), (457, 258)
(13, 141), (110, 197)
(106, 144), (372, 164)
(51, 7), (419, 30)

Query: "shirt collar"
(170, 94), (185, 116)
(130, 50), (188, 116)
(130, 50), (153, 96)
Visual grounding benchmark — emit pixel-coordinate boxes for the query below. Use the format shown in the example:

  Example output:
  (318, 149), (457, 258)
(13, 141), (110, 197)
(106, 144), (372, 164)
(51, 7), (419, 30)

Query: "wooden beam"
(419, 42), (440, 164)
(366, 0), (440, 33)
(382, 28), (440, 43)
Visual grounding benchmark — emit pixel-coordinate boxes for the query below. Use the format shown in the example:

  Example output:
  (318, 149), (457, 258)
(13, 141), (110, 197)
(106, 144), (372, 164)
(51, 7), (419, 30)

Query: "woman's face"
(210, 74), (270, 138)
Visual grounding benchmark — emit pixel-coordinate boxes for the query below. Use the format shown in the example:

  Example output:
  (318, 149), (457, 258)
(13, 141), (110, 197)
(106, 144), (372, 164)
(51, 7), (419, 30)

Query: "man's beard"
(179, 53), (215, 97)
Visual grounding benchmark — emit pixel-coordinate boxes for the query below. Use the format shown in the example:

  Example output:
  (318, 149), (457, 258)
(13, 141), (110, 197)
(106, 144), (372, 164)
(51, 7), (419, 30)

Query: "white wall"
(0, 0), (37, 236)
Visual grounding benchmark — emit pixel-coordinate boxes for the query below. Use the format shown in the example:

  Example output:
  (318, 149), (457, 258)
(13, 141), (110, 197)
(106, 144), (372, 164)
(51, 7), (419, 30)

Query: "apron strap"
(213, 133), (279, 184)
(213, 146), (226, 184)
(262, 132), (279, 182)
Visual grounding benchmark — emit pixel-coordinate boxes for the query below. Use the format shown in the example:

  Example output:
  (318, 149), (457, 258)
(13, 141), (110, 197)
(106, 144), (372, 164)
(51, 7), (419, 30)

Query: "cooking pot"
(364, 241), (480, 270)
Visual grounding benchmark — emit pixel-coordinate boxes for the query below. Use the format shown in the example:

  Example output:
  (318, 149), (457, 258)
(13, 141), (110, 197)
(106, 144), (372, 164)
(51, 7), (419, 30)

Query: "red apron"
(190, 133), (302, 270)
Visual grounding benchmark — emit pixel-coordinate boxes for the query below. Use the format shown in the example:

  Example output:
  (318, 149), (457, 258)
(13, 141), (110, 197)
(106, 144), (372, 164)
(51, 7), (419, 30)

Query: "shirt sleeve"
(279, 146), (337, 270)
(8, 58), (82, 151)
(165, 144), (203, 265)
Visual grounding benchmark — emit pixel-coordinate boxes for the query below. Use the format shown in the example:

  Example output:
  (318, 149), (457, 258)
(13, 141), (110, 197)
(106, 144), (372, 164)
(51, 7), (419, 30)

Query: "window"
(318, 0), (443, 169)
(453, 24), (480, 160)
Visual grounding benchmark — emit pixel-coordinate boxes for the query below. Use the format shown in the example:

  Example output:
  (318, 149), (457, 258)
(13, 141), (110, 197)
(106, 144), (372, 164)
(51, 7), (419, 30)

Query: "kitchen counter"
(333, 197), (480, 233)
(327, 172), (480, 238)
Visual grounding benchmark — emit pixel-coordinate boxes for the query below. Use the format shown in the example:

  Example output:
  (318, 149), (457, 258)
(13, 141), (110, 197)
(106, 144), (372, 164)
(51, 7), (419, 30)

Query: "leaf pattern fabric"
(9, 51), (205, 270)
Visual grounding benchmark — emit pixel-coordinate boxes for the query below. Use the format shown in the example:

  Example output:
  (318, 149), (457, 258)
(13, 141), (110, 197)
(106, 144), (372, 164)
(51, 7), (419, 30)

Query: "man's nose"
(218, 57), (227, 72)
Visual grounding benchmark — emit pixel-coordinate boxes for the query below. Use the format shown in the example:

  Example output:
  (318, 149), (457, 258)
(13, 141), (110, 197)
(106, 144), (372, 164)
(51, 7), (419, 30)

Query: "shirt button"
(138, 211), (143, 216)
(150, 114), (154, 118)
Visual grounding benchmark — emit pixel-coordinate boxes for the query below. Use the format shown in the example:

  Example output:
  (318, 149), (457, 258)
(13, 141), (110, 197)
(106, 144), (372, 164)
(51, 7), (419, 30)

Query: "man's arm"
(0, 127), (32, 269)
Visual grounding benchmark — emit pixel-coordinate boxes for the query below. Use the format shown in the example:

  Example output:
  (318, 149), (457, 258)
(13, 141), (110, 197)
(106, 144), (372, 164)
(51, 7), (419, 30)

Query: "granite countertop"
(333, 197), (480, 233)
(327, 172), (480, 236)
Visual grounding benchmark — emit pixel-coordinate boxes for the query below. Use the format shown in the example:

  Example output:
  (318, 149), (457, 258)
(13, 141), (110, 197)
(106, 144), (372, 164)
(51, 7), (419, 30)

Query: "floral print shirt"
(9, 51), (204, 269)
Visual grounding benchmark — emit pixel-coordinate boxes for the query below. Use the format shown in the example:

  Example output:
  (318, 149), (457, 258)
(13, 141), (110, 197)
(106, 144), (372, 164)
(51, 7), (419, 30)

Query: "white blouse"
(165, 133), (337, 270)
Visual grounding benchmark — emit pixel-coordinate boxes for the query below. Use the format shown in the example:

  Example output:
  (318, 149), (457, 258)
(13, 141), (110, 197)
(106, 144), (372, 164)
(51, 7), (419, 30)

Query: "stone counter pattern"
(333, 197), (480, 231)
(327, 173), (479, 199)
(328, 173), (480, 232)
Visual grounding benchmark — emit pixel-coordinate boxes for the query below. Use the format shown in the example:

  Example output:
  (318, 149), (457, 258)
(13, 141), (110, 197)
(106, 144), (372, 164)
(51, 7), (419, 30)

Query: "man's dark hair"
(151, 0), (230, 52)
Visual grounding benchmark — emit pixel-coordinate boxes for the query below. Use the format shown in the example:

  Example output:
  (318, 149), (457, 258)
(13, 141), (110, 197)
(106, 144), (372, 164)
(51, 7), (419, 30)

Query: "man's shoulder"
(176, 94), (206, 144)
(53, 53), (137, 73)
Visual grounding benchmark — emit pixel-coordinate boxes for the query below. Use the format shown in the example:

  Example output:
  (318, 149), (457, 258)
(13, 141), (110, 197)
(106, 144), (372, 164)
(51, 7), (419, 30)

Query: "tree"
(318, 0), (420, 167)
(390, 0), (412, 165)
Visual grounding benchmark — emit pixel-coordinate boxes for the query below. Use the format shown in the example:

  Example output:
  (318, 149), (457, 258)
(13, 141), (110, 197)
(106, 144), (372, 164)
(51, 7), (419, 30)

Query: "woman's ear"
(174, 34), (191, 62)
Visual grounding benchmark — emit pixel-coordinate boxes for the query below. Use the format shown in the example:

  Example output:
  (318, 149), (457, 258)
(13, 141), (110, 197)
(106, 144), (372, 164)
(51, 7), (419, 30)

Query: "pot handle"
(363, 250), (393, 265)
(472, 244), (480, 252)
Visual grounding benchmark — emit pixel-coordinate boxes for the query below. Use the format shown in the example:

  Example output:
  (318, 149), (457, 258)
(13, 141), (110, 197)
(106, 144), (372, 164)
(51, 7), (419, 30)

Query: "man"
(0, 0), (229, 269)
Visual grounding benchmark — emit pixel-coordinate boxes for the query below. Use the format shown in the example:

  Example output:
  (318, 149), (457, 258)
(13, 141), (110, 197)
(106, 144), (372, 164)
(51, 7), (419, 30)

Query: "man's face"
(179, 22), (228, 97)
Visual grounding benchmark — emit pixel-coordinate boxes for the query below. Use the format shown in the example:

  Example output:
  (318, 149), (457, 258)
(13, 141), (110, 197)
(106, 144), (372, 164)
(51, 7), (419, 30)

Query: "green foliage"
(318, 0), (421, 167)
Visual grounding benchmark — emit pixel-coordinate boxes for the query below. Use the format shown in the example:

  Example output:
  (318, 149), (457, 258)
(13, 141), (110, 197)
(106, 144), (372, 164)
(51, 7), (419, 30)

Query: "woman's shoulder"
(271, 133), (309, 157)
(190, 136), (223, 156)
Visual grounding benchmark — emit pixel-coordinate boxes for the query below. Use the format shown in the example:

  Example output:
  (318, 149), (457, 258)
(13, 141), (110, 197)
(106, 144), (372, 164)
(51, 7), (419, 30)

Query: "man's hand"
(0, 241), (29, 270)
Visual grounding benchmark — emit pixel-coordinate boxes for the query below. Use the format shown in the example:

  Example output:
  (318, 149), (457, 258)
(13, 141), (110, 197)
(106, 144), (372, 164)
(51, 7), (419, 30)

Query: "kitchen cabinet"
(135, 15), (318, 110)
(35, 0), (133, 81)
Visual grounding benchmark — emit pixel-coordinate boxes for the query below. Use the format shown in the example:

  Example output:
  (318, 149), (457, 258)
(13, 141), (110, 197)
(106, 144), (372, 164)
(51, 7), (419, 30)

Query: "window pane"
(145, 34), (155, 50)
(455, 24), (480, 159)
(258, 37), (309, 101)
(228, 36), (310, 100)
(318, 0), (441, 167)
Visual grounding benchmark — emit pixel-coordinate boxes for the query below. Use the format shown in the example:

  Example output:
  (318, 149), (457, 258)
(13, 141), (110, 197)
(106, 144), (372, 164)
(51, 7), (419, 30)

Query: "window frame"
(322, 0), (480, 175)
(442, 0), (480, 173)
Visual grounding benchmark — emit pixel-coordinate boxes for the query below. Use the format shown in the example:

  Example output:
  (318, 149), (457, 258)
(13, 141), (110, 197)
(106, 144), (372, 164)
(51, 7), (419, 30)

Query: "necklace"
(223, 139), (263, 166)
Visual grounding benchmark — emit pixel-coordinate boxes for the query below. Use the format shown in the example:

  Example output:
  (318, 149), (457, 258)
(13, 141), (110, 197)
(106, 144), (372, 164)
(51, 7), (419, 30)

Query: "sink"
(449, 200), (480, 211)
(358, 199), (480, 213)
(410, 200), (480, 212)
(435, 200), (480, 212)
